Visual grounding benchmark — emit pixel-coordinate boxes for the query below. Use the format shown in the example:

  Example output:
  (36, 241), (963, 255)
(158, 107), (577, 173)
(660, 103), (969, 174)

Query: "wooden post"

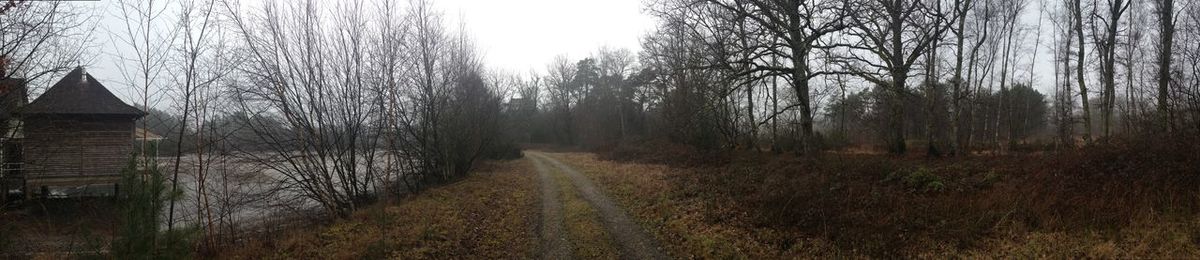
(40, 185), (48, 199)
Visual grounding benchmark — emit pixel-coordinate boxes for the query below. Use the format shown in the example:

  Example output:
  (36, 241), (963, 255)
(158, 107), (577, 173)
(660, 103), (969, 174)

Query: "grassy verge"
(549, 152), (851, 259)
(223, 159), (538, 259)
(547, 136), (1200, 258)
(552, 163), (620, 259)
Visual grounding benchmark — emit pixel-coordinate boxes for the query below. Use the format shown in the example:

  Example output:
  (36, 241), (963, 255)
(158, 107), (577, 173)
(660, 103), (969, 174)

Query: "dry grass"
(962, 217), (1200, 258)
(550, 152), (855, 259)
(552, 164), (620, 259)
(222, 159), (538, 259)
(554, 136), (1200, 258)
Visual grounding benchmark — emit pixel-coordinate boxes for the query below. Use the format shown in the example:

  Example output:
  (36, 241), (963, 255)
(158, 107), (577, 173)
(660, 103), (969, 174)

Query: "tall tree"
(1120, 0), (1144, 133)
(948, 0), (975, 155)
(1071, 0), (1092, 143)
(1053, 0), (1078, 147)
(111, 0), (183, 243)
(165, 0), (226, 246)
(923, 0), (948, 156)
(699, 0), (848, 154)
(545, 55), (577, 144)
(996, 0), (1027, 150)
(841, 0), (952, 154)
(1091, 0), (1131, 138)
(963, 0), (1003, 151)
(1154, 0), (1175, 132)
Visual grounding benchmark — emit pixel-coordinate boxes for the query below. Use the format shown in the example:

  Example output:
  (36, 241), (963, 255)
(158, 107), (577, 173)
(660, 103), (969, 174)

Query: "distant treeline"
(505, 0), (1200, 155)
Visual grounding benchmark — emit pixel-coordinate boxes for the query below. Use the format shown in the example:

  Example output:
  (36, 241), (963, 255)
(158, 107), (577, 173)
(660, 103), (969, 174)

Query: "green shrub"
(112, 151), (195, 259)
(890, 167), (945, 192)
(908, 168), (945, 192)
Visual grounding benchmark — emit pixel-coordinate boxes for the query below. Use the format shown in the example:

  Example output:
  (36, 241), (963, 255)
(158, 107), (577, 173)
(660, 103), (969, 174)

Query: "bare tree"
(948, 0), (976, 155)
(1071, 0), (1092, 143)
(922, 0), (948, 156)
(1118, 0), (1145, 133)
(545, 55), (576, 145)
(638, 7), (732, 149)
(225, 0), (383, 217)
(697, 0), (848, 154)
(163, 0), (239, 249)
(1153, 0), (1176, 132)
(595, 47), (637, 141)
(0, 1), (94, 85)
(369, 0), (501, 192)
(1053, 0), (1078, 147)
(109, 3), (189, 250)
(839, 0), (953, 154)
(1090, 0), (1131, 139)
(995, 0), (1027, 150)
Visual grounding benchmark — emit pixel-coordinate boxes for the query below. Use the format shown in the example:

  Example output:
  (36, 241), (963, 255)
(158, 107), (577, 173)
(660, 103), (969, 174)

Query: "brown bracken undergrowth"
(590, 136), (1200, 258)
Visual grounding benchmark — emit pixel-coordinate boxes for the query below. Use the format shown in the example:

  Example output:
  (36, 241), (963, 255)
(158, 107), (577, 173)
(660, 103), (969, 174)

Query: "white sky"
(76, 0), (656, 106)
(60, 0), (1066, 108)
(434, 0), (1062, 95)
(436, 0), (656, 74)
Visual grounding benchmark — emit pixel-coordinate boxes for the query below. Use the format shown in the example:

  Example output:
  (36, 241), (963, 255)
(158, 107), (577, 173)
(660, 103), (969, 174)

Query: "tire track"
(530, 155), (573, 260)
(530, 152), (668, 260)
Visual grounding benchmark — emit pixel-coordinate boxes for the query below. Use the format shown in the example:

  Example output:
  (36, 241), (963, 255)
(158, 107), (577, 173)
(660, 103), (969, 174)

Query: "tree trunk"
(925, 38), (941, 157)
(1073, 0), (1092, 143)
(1156, 0), (1174, 132)
(1061, 29), (1075, 147)
(889, 4), (907, 155)
(998, 17), (1016, 152)
(747, 81), (757, 150)
(791, 43), (813, 154)
(1100, 0), (1127, 139)
(951, 5), (967, 155)
(738, 14), (757, 151)
(890, 74), (908, 155)
(771, 56), (780, 152)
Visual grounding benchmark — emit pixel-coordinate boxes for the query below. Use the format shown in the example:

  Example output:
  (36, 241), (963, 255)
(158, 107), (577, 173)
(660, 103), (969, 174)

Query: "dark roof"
(18, 67), (145, 117)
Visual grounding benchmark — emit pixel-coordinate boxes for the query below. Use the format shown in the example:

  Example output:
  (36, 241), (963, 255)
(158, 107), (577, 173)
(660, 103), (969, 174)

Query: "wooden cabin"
(8, 67), (147, 199)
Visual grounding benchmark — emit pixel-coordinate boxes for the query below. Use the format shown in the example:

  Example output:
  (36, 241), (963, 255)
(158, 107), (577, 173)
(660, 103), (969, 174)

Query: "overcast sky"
(80, 0), (656, 106)
(436, 0), (656, 74)
(433, 0), (1058, 93)
(72, 0), (1063, 107)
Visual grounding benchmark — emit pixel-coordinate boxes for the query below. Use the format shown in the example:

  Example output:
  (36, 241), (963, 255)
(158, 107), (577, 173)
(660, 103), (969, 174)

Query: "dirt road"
(528, 152), (667, 260)
(531, 154), (574, 259)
